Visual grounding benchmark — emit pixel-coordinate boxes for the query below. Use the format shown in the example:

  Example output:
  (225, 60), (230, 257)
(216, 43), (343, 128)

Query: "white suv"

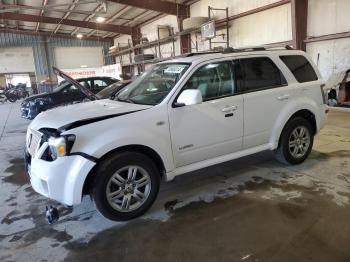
(25, 47), (328, 221)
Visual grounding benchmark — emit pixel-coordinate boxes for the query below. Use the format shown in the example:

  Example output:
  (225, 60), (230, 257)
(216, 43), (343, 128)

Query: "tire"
(92, 151), (160, 221)
(274, 117), (314, 165)
(8, 97), (17, 103)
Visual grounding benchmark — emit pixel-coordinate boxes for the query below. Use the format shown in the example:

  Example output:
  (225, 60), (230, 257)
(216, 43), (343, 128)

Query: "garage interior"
(1, 0), (350, 261)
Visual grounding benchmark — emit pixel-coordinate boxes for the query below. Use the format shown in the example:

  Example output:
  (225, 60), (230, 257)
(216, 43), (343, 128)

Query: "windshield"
(53, 81), (69, 92)
(116, 63), (190, 105)
(96, 81), (126, 99)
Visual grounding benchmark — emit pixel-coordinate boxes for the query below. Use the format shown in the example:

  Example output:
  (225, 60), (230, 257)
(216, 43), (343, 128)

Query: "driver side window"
(183, 61), (235, 101)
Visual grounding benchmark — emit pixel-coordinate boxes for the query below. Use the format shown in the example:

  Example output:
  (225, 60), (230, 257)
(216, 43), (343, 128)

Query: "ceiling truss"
(0, 0), (190, 40)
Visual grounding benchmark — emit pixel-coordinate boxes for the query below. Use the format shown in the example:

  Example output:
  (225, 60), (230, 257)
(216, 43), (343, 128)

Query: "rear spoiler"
(52, 66), (98, 100)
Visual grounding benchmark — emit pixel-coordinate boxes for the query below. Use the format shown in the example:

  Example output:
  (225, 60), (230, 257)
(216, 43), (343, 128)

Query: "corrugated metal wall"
(0, 32), (113, 79)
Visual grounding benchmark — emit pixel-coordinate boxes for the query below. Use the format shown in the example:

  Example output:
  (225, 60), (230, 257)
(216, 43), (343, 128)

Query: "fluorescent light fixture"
(96, 16), (106, 23)
(77, 33), (83, 39)
(80, 65), (87, 68)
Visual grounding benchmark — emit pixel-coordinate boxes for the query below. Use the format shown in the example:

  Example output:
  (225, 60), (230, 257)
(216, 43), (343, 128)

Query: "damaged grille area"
(27, 129), (42, 157)
(26, 128), (62, 162)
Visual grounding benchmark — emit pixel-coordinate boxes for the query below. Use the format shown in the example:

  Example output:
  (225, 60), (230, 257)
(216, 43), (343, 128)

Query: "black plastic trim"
(58, 109), (144, 132)
(68, 152), (98, 162)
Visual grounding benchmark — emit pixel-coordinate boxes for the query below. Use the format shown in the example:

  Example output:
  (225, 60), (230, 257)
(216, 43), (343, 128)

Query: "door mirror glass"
(176, 89), (203, 106)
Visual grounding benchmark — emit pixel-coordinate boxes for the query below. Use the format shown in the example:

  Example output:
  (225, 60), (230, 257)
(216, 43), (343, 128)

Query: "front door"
(169, 61), (244, 167)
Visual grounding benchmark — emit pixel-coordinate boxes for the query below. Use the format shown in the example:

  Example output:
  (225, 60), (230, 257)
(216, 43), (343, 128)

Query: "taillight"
(320, 84), (327, 104)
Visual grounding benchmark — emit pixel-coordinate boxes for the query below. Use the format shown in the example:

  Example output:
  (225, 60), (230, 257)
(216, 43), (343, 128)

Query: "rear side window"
(280, 55), (318, 83)
(238, 57), (286, 92)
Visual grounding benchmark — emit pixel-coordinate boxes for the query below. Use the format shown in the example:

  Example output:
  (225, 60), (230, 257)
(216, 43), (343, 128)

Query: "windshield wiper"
(116, 96), (134, 103)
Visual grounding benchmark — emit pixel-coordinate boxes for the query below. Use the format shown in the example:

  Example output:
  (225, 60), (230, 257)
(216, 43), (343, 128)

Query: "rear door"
(238, 56), (294, 149)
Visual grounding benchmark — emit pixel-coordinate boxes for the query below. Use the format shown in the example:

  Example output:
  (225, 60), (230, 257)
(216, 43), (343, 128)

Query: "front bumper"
(27, 152), (95, 206)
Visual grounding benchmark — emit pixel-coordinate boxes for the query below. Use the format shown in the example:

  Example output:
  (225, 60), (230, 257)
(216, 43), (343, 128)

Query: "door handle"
(221, 105), (238, 112)
(277, 94), (290, 101)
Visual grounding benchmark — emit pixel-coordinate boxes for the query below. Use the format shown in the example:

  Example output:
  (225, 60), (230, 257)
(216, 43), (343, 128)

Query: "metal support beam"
(1, 12), (132, 34)
(0, 28), (113, 41)
(291, 0), (308, 50)
(305, 31), (350, 43)
(108, 0), (188, 17)
(35, 0), (48, 32)
(53, 0), (79, 34)
(87, 5), (132, 37)
(71, 4), (104, 36)
(177, 4), (190, 54)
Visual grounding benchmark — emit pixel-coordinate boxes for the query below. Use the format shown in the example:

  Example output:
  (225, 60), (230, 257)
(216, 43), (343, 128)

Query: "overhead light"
(0, 24), (5, 28)
(80, 65), (87, 68)
(77, 33), (83, 39)
(96, 17), (106, 23)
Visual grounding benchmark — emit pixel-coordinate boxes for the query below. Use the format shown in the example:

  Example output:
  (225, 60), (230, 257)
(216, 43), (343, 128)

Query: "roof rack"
(184, 51), (221, 57)
(222, 45), (294, 54)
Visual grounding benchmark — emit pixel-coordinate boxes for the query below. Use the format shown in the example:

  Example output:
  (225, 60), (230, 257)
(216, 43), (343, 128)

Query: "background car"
(21, 76), (118, 120)
(96, 80), (132, 99)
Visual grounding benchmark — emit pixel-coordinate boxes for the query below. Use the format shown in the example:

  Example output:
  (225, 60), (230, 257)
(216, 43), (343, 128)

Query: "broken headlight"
(48, 135), (75, 160)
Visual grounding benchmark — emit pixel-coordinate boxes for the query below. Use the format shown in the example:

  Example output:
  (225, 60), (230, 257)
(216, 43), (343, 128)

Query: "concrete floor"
(1, 101), (350, 262)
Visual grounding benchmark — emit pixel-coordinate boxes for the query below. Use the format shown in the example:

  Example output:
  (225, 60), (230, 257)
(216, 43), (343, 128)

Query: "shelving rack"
(207, 6), (230, 50)
(110, 6), (230, 75)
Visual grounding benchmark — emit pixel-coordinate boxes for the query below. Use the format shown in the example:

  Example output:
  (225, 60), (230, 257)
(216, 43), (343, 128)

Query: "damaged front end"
(21, 97), (52, 120)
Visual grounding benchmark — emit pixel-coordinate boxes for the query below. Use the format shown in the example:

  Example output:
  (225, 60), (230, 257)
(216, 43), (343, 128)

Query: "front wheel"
(275, 117), (314, 165)
(92, 152), (160, 221)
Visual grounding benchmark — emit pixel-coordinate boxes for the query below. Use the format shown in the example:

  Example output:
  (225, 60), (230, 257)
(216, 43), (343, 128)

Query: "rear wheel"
(275, 117), (314, 165)
(8, 97), (17, 103)
(92, 152), (160, 221)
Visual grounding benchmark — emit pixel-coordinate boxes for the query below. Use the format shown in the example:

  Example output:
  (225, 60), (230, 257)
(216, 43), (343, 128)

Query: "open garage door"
(53, 46), (104, 69)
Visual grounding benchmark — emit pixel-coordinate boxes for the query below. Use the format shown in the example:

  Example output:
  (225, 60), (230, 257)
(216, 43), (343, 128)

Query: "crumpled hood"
(22, 92), (52, 104)
(29, 99), (151, 131)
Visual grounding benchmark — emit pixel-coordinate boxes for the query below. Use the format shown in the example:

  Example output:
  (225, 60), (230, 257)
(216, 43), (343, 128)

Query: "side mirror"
(175, 89), (203, 107)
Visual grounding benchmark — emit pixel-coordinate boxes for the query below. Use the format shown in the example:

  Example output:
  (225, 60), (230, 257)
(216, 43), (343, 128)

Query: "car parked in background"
(21, 75), (118, 120)
(96, 80), (132, 99)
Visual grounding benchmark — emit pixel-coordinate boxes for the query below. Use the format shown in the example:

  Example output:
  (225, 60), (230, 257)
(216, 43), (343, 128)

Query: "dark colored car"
(21, 75), (118, 120)
(96, 80), (132, 99)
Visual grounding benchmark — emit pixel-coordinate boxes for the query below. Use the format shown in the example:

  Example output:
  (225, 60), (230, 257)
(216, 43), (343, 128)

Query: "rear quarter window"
(280, 55), (318, 83)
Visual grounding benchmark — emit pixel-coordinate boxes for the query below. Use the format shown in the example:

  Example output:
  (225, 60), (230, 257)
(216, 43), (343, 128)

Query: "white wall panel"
(189, 1), (292, 51)
(113, 34), (132, 47)
(308, 0), (350, 37)
(140, 15), (179, 41)
(306, 38), (350, 80)
(190, 0), (281, 19)
(141, 15), (181, 58)
(0, 47), (35, 73)
(53, 46), (104, 69)
(231, 4), (292, 47)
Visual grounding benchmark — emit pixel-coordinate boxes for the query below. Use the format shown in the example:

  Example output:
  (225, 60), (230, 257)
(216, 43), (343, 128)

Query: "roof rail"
(222, 45), (295, 54)
(184, 51), (221, 57)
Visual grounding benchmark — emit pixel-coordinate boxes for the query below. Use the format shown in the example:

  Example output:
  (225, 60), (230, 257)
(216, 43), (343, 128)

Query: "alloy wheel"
(106, 165), (151, 212)
(288, 126), (311, 158)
